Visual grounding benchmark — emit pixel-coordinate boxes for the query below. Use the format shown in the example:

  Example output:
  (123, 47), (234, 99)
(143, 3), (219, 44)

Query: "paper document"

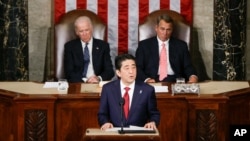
(153, 86), (168, 92)
(43, 82), (59, 88)
(105, 125), (154, 132)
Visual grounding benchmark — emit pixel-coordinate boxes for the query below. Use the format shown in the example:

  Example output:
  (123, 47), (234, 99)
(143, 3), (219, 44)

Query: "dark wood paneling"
(157, 96), (188, 141)
(55, 97), (100, 141)
(0, 83), (250, 141)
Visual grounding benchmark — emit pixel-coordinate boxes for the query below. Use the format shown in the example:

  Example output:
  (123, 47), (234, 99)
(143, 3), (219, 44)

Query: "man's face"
(116, 59), (137, 86)
(75, 21), (92, 42)
(155, 19), (173, 41)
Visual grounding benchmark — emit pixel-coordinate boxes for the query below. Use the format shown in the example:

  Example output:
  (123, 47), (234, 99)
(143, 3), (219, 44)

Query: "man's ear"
(75, 29), (78, 36)
(155, 25), (158, 32)
(116, 70), (121, 77)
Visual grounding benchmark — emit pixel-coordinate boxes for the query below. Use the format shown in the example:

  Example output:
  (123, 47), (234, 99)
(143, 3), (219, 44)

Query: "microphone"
(119, 98), (125, 134)
(118, 98), (156, 134)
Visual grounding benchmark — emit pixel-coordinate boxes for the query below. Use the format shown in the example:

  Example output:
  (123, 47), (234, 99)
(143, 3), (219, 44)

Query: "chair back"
(55, 9), (106, 80)
(139, 9), (190, 46)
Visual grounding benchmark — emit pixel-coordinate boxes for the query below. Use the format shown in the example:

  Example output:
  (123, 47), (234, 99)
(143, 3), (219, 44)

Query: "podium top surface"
(0, 81), (249, 95)
(83, 128), (160, 141)
(85, 128), (159, 136)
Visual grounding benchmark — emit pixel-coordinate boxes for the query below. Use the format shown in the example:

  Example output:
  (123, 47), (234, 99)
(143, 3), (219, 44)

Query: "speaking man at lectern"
(98, 54), (160, 131)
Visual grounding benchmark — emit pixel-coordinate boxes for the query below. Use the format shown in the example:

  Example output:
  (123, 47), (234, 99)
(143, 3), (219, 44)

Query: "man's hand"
(188, 75), (198, 83)
(87, 75), (100, 83)
(100, 122), (113, 130)
(146, 78), (156, 83)
(144, 121), (157, 130)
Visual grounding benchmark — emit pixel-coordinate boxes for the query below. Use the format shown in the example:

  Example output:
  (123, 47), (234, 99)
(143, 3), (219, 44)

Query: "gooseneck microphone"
(119, 98), (125, 134)
(118, 98), (157, 134)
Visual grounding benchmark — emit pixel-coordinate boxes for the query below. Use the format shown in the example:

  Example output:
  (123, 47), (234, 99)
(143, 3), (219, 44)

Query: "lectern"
(83, 128), (160, 141)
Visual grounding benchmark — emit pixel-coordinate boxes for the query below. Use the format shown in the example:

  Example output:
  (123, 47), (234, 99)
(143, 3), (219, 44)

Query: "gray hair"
(74, 16), (93, 29)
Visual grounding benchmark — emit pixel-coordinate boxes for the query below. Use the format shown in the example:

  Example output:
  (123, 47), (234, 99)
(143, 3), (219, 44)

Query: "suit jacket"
(64, 38), (114, 82)
(135, 36), (197, 82)
(98, 79), (160, 127)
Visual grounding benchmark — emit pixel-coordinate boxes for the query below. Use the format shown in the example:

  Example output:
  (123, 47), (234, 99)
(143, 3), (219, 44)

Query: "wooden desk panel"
(15, 98), (56, 141)
(0, 93), (15, 141)
(0, 82), (250, 141)
(156, 96), (188, 141)
(187, 97), (228, 141)
(55, 97), (100, 141)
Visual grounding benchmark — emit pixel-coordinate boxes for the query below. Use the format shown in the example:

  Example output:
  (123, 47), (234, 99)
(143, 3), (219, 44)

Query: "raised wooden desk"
(83, 128), (160, 141)
(0, 81), (249, 141)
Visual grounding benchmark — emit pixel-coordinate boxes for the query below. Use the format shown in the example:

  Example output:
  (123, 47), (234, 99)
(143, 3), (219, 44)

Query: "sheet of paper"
(153, 86), (168, 92)
(105, 125), (154, 132)
(43, 82), (59, 88)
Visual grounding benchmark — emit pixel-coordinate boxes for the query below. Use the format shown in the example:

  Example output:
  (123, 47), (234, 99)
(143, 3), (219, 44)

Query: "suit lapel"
(92, 38), (98, 70)
(112, 80), (123, 114)
(75, 39), (84, 60)
(152, 37), (160, 66)
(168, 37), (176, 71)
(151, 37), (160, 75)
(128, 81), (142, 119)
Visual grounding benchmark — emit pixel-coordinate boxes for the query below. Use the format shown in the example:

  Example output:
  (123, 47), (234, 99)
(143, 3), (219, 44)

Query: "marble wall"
(25, 0), (250, 81)
(247, 1), (250, 80)
(0, 0), (28, 81)
(213, 0), (246, 80)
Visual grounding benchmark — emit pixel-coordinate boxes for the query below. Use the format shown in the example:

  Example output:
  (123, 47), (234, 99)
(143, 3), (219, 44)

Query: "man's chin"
(128, 78), (135, 82)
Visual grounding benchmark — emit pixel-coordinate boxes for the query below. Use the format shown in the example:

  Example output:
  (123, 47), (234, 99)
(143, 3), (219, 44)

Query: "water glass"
(176, 77), (185, 84)
(58, 79), (69, 91)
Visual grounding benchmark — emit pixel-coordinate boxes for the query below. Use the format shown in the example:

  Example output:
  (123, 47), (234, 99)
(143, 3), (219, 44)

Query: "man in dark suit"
(135, 14), (198, 83)
(98, 54), (160, 130)
(64, 16), (114, 83)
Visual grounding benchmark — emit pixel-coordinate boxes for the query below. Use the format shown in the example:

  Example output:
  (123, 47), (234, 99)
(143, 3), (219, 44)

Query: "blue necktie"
(82, 43), (90, 77)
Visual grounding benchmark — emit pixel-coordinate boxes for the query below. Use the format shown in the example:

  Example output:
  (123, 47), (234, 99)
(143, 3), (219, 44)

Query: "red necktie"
(159, 43), (167, 81)
(123, 87), (130, 119)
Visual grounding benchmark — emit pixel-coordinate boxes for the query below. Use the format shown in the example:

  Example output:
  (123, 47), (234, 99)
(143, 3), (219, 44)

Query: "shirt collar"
(81, 37), (93, 46)
(156, 36), (169, 45)
(120, 80), (135, 91)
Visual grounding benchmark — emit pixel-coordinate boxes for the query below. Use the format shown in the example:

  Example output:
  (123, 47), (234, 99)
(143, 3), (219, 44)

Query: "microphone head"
(119, 98), (125, 106)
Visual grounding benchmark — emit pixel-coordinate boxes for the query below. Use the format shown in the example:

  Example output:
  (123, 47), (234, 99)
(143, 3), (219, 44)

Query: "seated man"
(64, 16), (114, 83)
(98, 54), (160, 130)
(135, 14), (198, 83)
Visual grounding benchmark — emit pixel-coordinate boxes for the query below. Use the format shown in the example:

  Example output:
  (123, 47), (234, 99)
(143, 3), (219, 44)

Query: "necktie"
(123, 87), (130, 119)
(159, 43), (167, 81)
(82, 43), (90, 77)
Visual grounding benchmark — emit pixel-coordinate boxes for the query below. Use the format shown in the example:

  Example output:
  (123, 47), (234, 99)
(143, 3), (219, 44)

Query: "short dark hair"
(115, 54), (135, 70)
(156, 14), (174, 25)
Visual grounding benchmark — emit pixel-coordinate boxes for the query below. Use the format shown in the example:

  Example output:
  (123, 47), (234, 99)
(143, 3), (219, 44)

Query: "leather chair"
(139, 9), (190, 46)
(55, 9), (106, 80)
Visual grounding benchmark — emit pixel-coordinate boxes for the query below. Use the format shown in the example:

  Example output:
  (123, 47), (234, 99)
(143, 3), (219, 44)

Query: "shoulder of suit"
(64, 38), (81, 47)
(103, 79), (118, 88)
(140, 36), (157, 43)
(170, 37), (186, 44)
(93, 38), (108, 43)
(93, 38), (109, 47)
(135, 80), (154, 89)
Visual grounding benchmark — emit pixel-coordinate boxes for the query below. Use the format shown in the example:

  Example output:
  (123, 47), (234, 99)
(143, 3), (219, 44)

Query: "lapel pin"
(139, 90), (142, 94)
(96, 47), (99, 50)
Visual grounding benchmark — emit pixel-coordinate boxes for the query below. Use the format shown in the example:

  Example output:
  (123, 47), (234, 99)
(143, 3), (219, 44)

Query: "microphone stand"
(119, 98), (125, 134)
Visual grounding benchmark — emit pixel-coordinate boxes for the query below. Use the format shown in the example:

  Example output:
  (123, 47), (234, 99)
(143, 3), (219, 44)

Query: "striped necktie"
(82, 43), (90, 77)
